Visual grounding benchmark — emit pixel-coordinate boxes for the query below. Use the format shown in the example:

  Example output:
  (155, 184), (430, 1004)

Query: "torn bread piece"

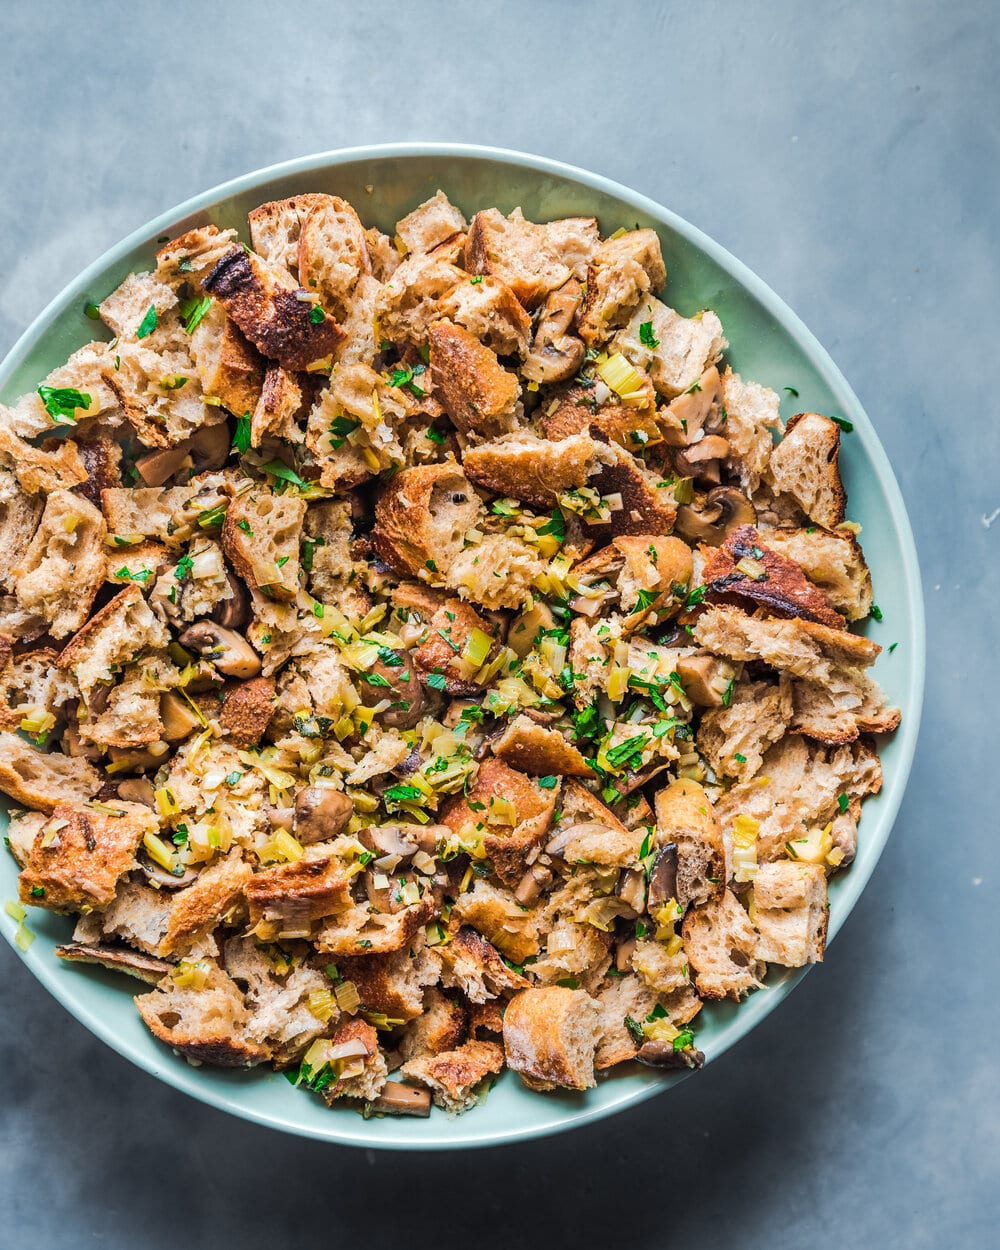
(464, 208), (600, 308)
(189, 300), (265, 417)
(751, 860), (828, 966)
(18, 800), (154, 911)
(57, 584), (170, 697)
(611, 299), (726, 398)
(0, 732), (102, 812)
(221, 489), (305, 603)
(297, 195), (372, 321)
(463, 431), (610, 509)
(502, 986), (600, 1090)
(767, 412), (847, 528)
(0, 467), (43, 588)
(428, 322), (520, 438)
(373, 461), (482, 581)
(760, 524), (872, 622)
(247, 194), (332, 277)
(436, 273), (531, 357)
(492, 715), (593, 778)
(577, 229), (666, 344)
(202, 246), (344, 370)
(400, 1039), (504, 1114)
(682, 889), (765, 1000)
(396, 191), (467, 257)
(12, 489), (106, 638)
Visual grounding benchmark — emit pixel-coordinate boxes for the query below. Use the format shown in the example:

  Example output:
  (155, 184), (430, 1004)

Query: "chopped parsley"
(83, 301), (101, 320)
(888, 642), (898, 653)
(556, 977), (579, 989)
(638, 320), (660, 349)
(262, 459), (309, 489)
(180, 295), (212, 334)
(426, 673), (447, 691)
(837, 793), (849, 813)
(425, 558), (438, 573)
(114, 566), (153, 584)
(383, 784), (423, 802)
(37, 385), (90, 424)
(29, 885), (45, 898)
(870, 603), (883, 621)
(624, 1015), (645, 1046)
(225, 771), (243, 787)
(386, 363), (427, 398)
(784, 386), (799, 397)
(537, 775), (558, 789)
(537, 507), (566, 541)
(328, 415), (360, 448)
(469, 275), (484, 285)
(309, 304), (327, 324)
(174, 554), (194, 581)
(236, 518), (253, 535)
(232, 413), (252, 455)
(632, 587), (660, 613)
(830, 415), (854, 432)
(425, 426), (447, 444)
(136, 304), (158, 338)
(734, 752), (747, 764)
(362, 672), (392, 688)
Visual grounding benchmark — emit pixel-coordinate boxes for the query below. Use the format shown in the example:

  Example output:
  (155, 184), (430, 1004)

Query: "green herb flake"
(537, 775), (558, 789)
(309, 304), (326, 324)
(831, 415), (854, 432)
(262, 459), (309, 489)
(384, 784), (422, 802)
(426, 673), (447, 691)
(83, 301), (101, 320)
(37, 385), (91, 424)
(114, 566), (153, 584)
(734, 752), (747, 764)
(136, 304), (158, 339)
(174, 554), (194, 581)
(870, 603), (883, 622)
(425, 426), (446, 444)
(232, 413), (252, 455)
(837, 792), (849, 813)
(225, 771), (243, 786)
(638, 320), (660, 349)
(784, 386), (799, 397)
(180, 295), (212, 335)
(236, 519), (254, 535)
(624, 1015), (645, 1046)
(470, 275), (484, 285)
(537, 508), (566, 541)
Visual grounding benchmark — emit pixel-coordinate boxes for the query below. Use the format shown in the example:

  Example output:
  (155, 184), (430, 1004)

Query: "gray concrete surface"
(1, 1), (997, 1246)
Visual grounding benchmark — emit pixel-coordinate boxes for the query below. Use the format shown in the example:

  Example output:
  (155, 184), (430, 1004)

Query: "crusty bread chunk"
(105, 343), (223, 449)
(429, 322), (520, 438)
(589, 443), (677, 536)
(767, 412), (847, 528)
(101, 485), (197, 546)
(578, 230), (666, 345)
(0, 418), (87, 494)
(436, 273), (531, 357)
(189, 301), (264, 417)
(702, 524), (846, 629)
(202, 246), (344, 370)
(315, 893), (435, 957)
(611, 299), (726, 398)
(373, 462), (482, 581)
(298, 196), (372, 321)
(82, 661), (170, 748)
(654, 778), (725, 910)
(697, 678), (792, 780)
(492, 714), (593, 778)
(99, 878), (174, 954)
(336, 945), (442, 1023)
(305, 362), (415, 490)
(451, 878), (541, 965)
(221, 488), (305, 602)
(247, 855), (352, 935)
(503, 985), (600, 1090)
(790, 668), (901, 743)
(135, 960), (271, 1068)
(752, 860), (828, 966)
(251, 364), (308, 446)
(438, 925), (530, 1003)
(159, 853), (252, 957)
(319, 1018), (388, 1103)
(4, 810), (47, 867)
(374, 252), (466, 345)
(399, 989), (468, 1063)
(463, 431), (610, 508)
(718, 368), (782, 491)
(18, 800), (153, 911)
(441, 757), (556, 886)
(592, 973), (659, 1068)
(12, 489), (106, 638)
(0, 732), (102, 812)
(58, 584), (170, 697)
(761, 524), (873, 622)
(614, 533), (693, 617)
(447, 533), (544, 610)
(401, 1039), (504, 1114)
(682, 889), (765, 1000)
(713, 733), (882, 864)
(247, 194), (331, 277)
(99, 272), (180, 346)
(155, 224), (239, 287)
(0, 468), (43, 588)
(693, 604), (880, 679)
(396, 191), (467, 256)
(464, 208), (600, 308)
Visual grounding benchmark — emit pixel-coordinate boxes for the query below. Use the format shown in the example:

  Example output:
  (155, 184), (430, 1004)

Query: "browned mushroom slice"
(673, 486), (756, 546)
(521, 279), (585, 384)
(674, 654), (739, 708)
(294, 785), (354, 843)
(178, 621), (262, 679)
(636, 1038), (704, 1070)
(367, 1081), (432, 1118)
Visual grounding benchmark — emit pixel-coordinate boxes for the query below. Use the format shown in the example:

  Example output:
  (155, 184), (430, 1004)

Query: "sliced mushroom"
(673, 435), (731, 484)
(646, 843), (679, 912)
(116, 777), (156, 807)
(522, 279), (586, 384)
(615, 935), (636, 972)
(367, 1081), (432, 1118)
(135, 445), (191, 486)
(61, 720), (104, 762)
(545, 821), (612, 858)
(138, 853), (200, 889)
(294, 785), (354, 843)
(179, 621), (261, 679)
(357, 647), (425, 729)
(514, 863), (553, 906)
(267, 806), (296, 831)
(616, 867), (647, 914)
(55, 942), (174, 985)
(160, 691), (204, 743)
(674, 654), (738, 707)
(360, 823), (420, 861)
(107, 742), (171, 772)
(212, 568), (251, 630)
(673, 486), (756, 547)
(636, 1039), (704, 1070)
(187, 422), (230, 472)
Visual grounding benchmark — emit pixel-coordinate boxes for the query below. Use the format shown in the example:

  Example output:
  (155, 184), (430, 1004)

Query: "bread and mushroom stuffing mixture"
(0, 189), (899, 1115)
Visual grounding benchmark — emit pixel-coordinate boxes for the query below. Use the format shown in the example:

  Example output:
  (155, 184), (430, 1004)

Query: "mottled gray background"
(1, 1), (997, 1246)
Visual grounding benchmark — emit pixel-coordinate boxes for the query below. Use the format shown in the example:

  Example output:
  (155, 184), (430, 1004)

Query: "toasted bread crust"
(202, 247), (344, 370)
(219, 675), (275, 747)
(373, 462), (481, 581)
(462, 432), (607, 509)
(429, 321), (520, 437)
(702, 524), (846, 629)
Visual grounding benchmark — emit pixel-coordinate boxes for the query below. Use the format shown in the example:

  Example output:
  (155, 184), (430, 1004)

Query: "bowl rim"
(0, 142), (925, 1149)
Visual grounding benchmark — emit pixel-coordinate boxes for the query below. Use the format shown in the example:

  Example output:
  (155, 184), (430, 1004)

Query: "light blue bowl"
(0, 144), (925, 1148)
